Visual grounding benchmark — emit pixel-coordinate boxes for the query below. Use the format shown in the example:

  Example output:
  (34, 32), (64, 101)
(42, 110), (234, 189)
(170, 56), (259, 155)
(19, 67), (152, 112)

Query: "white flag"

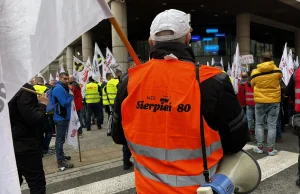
(37, 72), (47, 84)
(279, 43), (289, 86)
(73, 56), (85, 82)
(0, 55), (21, 194)
(287, 49), (294, 84)
(80, 58), (92, 98)
(92, 43), (103, 82)
(49, 73), (54, 81)
(232, 44), (241, 94)
(0, 1), (113, 192)
(296, 56), (299, 69)
(207, 61), (210, 66)
(94, 43), (105, 68)
(67, 101), (80, 149)
(104, 47), (117, 78)
(60, 65), (65, 73)
(56, 71), (60, 81)
(227, 62), (231, 76)
(212, 58), (215, 66)
(221, 57), (224, 67)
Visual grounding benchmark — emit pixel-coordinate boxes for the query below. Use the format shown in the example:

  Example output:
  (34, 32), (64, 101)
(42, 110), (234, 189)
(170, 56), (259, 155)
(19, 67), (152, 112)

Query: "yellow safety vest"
(102, 85), (109, 105)
(85, 82), (100, 104)
(33, 85), (48, 94)
(106, 79), (119, 105)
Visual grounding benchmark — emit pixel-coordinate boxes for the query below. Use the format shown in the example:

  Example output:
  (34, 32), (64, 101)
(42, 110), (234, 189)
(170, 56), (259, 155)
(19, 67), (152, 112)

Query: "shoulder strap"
(195, 64), (210, 183)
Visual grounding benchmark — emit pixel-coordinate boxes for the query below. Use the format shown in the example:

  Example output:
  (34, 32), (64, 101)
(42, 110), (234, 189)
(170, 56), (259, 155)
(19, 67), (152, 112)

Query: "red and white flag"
(67, 101), (81, 149)
(232, 44), (241, 94)
(56, 71), (59, 81)
(279, 43), (289, 86)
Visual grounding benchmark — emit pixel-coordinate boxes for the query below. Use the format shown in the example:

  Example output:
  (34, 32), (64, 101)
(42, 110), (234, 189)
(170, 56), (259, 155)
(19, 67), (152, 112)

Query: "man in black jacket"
(9, 83), (48, 194)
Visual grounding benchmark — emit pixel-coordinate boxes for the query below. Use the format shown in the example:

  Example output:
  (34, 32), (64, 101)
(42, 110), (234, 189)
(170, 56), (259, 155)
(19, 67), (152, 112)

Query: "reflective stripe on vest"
(135, 161), (218, 187)
(245, 82), (255, 106)
(295, 68), (300, 112)
(85, 82), (100, 103)
(106, 79), (119, 105)
(127, 140), (222, 162)
(122, 60), (223, 193)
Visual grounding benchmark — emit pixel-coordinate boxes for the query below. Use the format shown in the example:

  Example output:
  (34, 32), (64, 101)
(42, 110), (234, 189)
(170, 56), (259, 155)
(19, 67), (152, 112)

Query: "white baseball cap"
(150, 9), (192, 42)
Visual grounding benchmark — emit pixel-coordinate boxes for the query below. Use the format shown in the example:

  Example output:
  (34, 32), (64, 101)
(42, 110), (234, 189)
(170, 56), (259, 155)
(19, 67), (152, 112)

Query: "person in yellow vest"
(102, 73), (112, 125)
(33, 77), (54, 156)
(84, 76), (103, 131)
(106, 70), (122, 136)
(111, 9), (249, 193)
(33, 76), (48, 94)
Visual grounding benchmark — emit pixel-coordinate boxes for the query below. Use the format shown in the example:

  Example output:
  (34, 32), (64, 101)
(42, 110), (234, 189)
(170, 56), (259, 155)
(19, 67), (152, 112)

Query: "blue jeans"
(246, 105), (255, 130)
(86, 102), (103, 130)
(42, 118), (53, 152)
(276, 101), (283, 139)
(255, 103), (280, 148)
(54, 120), (69, 161)
(81, 104), (87, 126)
(77, 110), (83, 134)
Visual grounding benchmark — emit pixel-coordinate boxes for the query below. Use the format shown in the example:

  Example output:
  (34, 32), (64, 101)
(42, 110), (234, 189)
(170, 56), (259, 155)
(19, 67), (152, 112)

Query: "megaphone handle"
(195, 64), (210, 183)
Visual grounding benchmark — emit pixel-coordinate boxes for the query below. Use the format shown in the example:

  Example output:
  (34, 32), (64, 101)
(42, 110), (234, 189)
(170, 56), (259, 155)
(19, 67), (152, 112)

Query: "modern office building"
(41, 0), (300, 81)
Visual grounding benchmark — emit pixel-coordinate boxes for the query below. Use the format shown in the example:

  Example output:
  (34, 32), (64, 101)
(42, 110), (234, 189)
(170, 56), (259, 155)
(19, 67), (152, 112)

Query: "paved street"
(21, 125), (300, 194)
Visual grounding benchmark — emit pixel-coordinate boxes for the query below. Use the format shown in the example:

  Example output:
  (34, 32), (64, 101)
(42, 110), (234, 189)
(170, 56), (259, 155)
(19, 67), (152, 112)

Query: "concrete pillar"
(82, 31), (93, 62)
(295, 31), (300, 58)
(49, 61), (59, 80)
(111, 0), (128, 71)
(66, 46), (74, 74)
(236, 14), (250, 55)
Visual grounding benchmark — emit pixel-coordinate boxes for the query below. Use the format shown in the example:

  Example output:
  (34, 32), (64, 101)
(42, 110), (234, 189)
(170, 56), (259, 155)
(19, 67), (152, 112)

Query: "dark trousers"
(86, 102), (103, 130)
(16, 151), (46, 194)
(123, 144), (132, 164)
(77, 110), (83, 134)
(298, 135), (300, 178)
(104, 105), (110, 118)
(81, 104), (87, 126)
(48, 113), (56, 135)
(42, 118), (53, 152)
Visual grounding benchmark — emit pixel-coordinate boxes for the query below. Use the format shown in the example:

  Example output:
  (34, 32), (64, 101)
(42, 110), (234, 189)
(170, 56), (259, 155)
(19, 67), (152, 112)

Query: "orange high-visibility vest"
(295, 68), (300, 112)
(122, 59), (224, 194)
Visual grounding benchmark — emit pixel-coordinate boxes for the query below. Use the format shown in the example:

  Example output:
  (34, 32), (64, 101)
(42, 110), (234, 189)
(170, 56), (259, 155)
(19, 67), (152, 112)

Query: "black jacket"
(112, 42), (249, 154)
(8, 83), (47, 153)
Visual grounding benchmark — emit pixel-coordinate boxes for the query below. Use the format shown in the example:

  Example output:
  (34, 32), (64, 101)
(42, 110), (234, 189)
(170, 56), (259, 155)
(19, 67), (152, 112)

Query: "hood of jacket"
(256, 61), (277, 72)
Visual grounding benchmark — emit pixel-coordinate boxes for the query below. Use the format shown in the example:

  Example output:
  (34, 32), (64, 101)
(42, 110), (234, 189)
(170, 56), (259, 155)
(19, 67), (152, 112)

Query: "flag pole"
(77, 133), (82, 162)
(109, 17), (141, 66)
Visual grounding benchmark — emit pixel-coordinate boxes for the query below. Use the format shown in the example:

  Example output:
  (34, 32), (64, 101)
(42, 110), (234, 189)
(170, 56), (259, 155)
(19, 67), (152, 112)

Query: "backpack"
(46, 86), (57, 113)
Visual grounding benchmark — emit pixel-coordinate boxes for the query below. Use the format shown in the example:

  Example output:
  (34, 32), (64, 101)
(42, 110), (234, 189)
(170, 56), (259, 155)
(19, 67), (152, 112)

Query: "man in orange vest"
(112, 9), (248, 194)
